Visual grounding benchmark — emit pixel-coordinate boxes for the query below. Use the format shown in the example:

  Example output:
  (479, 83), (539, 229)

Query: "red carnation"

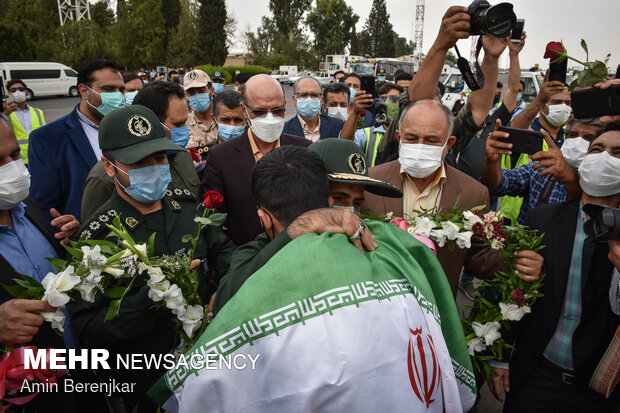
(472, 222), (484, 236)
(188, 148), (201, 163)
(203, 190), (224, 209)
(360, 109), (367, 117)
(544, 41), (565, 60)
(511, 288), (526, 307)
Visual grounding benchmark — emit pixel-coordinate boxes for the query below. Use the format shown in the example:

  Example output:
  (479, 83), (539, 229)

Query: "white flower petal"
(441, 221), (461, 241)
(41, 309), (65, 332)
(472, 321), (501, 346)
(468, 337), (487, 356)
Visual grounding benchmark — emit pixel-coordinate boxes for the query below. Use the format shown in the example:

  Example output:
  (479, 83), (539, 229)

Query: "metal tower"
(57, 0), (91, 26)
(413, 0), (425, 55)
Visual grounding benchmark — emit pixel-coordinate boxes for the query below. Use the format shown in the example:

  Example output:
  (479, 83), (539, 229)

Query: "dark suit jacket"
(510, 200), (620, 396)
(283, 113), (344, 140)
(361, 160), (506, 296)
(202, 131), (312, 246)
(28, 105), (97, 221)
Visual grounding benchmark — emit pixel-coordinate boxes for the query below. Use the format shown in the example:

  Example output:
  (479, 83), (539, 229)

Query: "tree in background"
(54, 20), (107, 68)
(0, 23), (35, 61)
(358, 0), (395, 57)
(162, 0), (182, 50)
(197, 0), (229, 65)
(393, 33), (414, 57)
(269, 0), (312, 44)
(167, 0), (200, 67)
(306, 0), (359, 60)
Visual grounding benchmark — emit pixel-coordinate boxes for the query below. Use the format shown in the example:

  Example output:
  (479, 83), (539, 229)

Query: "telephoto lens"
(467, 0), (516, 37)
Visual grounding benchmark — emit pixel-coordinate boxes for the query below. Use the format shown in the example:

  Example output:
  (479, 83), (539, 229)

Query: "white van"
(0, 62), (79, 100)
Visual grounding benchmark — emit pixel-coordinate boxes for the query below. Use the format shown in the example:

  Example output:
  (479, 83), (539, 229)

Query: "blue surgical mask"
(516, 93), (523, 102)
(378, 75), (386, 82)
(87, 87), (126, 116)
(349, 88), (357, 104)
(217, 123), (245, 141)
(169, 125), (190, 148)
(189, 93), (211, 113)
(125, 91), (139, 106)
(110, 163), (171, 204)
(296, 97), (321, 119)
(213, 83), (224, 93)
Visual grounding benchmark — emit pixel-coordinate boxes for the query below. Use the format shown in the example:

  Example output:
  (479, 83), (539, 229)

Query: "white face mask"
(327, 107), (348, 121)
(247, 111), (285, 143)
(578, 151), (620, 197)
(0, 159), (31, 209)
(543, 103), (572, 127)
(560, 137), (590, 169)
(399, 140), (448, 178)
(12, 90), (27, 103)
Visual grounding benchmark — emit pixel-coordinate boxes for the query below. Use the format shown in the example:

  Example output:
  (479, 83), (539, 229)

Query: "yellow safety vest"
(9, 106), (45, 164)
(363, 127), (384, 167)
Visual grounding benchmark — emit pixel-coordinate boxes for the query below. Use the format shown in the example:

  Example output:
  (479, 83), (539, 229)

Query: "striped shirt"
(400, 163), (447, 219)
(543, 202), (586, 370)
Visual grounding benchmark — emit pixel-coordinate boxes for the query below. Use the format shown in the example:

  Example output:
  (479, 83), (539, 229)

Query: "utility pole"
(413, 0), (425, 56)
(57, 0), (91, 26)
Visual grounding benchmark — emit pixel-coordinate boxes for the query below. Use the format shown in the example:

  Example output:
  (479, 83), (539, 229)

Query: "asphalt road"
(34, 84), (299, 123)
(28, 86), (505, 413)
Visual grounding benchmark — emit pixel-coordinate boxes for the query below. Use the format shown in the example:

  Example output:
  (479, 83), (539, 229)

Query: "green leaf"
(14, 279), (36, 289)
(2, 283), (27, 298)
(181, 234), (193, 244)
(64, 245), (83, 260)
(46, 257), (69, 271)
(103, 287), (127, 299)
(194, 216), (212, 225)
(104, 299), (122, 321)
(105, 250), (126, 265)
(470, 205), (486, 211)
(17, 272), (43, 288)
(208, 213), (228, 227)
(147, 233), (156, 256)
(580, 39), (589, 61)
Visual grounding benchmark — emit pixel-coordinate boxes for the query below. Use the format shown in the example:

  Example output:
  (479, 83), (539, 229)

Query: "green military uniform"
(67, 105), (235, 412)
(193, 139), (218, 161)
(80, 150), (202, 221)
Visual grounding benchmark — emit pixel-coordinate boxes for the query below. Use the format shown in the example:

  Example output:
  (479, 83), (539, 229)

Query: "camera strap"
(455, 37), (485, 91)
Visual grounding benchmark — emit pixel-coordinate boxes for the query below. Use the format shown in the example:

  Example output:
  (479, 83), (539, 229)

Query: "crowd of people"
(1, 4), (619, 413)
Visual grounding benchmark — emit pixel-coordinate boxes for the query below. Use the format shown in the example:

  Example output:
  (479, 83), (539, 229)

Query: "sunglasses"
(9, 87), (26, 93)
(245, 104), (286, 118)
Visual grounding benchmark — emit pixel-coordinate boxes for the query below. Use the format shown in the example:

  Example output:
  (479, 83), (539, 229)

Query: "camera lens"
(484, 5), (514, 36)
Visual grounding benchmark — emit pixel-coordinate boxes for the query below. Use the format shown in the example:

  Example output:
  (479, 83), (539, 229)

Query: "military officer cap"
(212, 70), (226, 81)
(184, 69), (211, 91)
(98, 105), (182, 165)
(378, 67), (386, 75)
(309, 139), (402, 198)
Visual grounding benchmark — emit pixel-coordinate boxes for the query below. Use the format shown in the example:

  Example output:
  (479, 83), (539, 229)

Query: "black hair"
(77, 59), (122, 86)
(394, 72), (413, 82)
(122, 71), (141, 84)
(322, 82), (350, 102)
(235, 73), (251, 84)
(343, 72), (361, 84)
(378, 82), (404, 96)
(132, 81), (185, 122)
(167, 70), (179, 79)
(496, 81), (503, 89)
(252, 146), (329, 227)
(593, 121), (620, 140)
(519, 80), (526, 90)
(333, 70), (346, 79)
(213, 89), (243, 118)
(6, 79), (26, 89)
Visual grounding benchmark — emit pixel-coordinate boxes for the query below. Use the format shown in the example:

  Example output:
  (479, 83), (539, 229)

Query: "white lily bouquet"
(3, 212), (225, 352)
(367, 204), (546, 382)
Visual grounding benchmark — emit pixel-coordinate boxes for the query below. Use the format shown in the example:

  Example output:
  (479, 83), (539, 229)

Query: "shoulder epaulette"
(166, 188), (197, 202)
(78, 209), (119, 240)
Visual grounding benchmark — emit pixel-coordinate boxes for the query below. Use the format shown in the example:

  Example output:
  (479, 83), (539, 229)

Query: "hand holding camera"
(433, 6), (470, 51)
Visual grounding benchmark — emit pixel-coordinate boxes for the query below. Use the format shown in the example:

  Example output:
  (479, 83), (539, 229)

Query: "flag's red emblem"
(407, 327), (441, 407)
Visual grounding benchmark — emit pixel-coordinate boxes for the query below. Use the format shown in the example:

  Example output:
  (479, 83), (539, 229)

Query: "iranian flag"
(148, 221), (476, 412)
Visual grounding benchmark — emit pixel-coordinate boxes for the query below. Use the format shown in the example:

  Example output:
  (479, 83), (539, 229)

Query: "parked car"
(0, 61), (78, 99)
(270, 70), (290, 84)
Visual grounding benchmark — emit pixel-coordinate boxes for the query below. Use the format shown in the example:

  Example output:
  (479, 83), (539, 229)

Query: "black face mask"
(493, 93), (501, 105)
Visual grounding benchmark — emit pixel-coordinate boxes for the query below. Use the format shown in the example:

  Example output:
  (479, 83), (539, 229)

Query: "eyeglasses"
(8, 87), (26, 93)
(295, 92), (321, 99)
(245, 104), (286, 118)
(383, 95), (399, 102)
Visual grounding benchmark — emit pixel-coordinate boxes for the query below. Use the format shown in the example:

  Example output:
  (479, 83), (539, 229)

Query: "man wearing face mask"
(376, 67), (387, 87)
(483, 117), (603, 225)
(122, 71), (144, 106)
(70, 105), (235, 411)
(184, 69), (219, 148)
(28, 59), (125, 222)
(283, 76), (344, 142)
(202, 74), (311, 246)
(362, 100), (544, 296)
(2, 79), (45, 165)
(212, 70), (226, 95)
(490, 122), (620, 412)
(80, 81), (201, 221)
(343, 72), (374, 129)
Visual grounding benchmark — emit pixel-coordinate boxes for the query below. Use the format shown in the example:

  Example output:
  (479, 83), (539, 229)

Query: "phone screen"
(360, 75), (376, 98)
(511, 19), (524, 43)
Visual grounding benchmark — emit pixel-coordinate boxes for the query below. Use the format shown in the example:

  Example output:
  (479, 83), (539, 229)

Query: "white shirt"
(13, 105), (33, 134)
(76, 108), (102, 161)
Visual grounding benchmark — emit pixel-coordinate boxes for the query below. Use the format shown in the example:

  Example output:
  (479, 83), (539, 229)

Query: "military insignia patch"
(348, 153), (367, 175)
(125, 217), (139, 228)
(171, 200), (181, 210)
(127, 115), (152, 137)
(187, 71), (198, 81)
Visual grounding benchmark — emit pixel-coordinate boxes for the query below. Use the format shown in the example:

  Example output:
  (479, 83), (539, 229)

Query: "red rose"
(511, 288), (526, 307)
(203, 190), (224, 209)
(472, 222), (484, 236)
(188, 148), (201, 163)
(360, 109), (367, 117)
(544, 41), (564, 60)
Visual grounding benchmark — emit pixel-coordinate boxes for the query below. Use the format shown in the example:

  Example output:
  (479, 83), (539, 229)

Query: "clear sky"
(226, 0), (620, 70)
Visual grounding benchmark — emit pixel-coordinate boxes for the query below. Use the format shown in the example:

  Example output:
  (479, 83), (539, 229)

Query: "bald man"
(202, 74), (312, 245)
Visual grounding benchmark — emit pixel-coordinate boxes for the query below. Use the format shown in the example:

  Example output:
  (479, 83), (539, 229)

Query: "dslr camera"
(583, 204), (620, 241)
(467, 0), (516, 38)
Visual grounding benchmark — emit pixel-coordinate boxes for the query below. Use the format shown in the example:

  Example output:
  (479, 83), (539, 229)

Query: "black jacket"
(510, 200), (619, 397)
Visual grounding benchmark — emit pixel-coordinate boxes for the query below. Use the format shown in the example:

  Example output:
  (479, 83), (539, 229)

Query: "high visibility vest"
(363, 127), (384, 167)
(9, 106), (45, 164)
